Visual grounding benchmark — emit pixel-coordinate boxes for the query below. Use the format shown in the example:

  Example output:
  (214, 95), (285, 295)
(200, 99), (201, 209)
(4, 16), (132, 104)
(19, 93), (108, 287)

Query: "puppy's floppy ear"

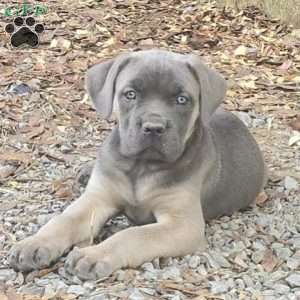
(185, 54), (227, 124)
(85, 53), (131, 120)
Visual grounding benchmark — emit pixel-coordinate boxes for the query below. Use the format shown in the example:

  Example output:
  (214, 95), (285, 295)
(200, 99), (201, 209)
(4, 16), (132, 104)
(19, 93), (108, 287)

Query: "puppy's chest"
(119, 169), (159, 224)
(122, 163), (162, 205)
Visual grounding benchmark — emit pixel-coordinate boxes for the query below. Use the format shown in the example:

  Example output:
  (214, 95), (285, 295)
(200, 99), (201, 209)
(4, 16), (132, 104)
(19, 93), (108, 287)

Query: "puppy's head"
(86, 50), (226, 162)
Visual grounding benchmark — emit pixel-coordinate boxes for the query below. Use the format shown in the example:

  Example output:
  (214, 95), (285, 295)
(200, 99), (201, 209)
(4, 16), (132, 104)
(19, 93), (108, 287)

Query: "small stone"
(234, 253), (248, 268)
(152, 258), (160, 268)
(188, 255), (201, 268)
(269, 271), (287, 282)
(143, 270), (158, 281)
(0, 164), (16, 179)
(0, 269), (17, 282)
(284, 176), (299, 190)
(287, 257), (300, 270)
(253, 240), (266, 250)
(15, 230), (26, 240)
(90, 295), (107, 300)
(291, 237), (300, 249)
(141, 262), (155, 272)
(44, 285), (56, 298)
(197, 264), (208, 276)
(61, 144), (73, 153)
(55, 280), (68, 292)
(19, 284), (45, 296)
(26, 78), (41, 90)
(129, 288), (145, 300)
(262, 290), (275, 296)
(234, 45), (250, 56)
(242, 274), (254, 287)
(8, 83), (32, 95)
(210, 251), (231, 268)
(252, 117), (266, 128)
(138, 38), (154, 47)
(273, 283), (290, 294)
(115, 270), (126, 281)
(235, 278), (245, 290)
(37, 214), (54, 226)
(202, 253), (220, 269)
(83, 281), (95, 290)
(286, 273), (300, 287)
(67, 285), (87, 296)
(251, 250), (265, 264)
(161, 266), (181, 281)
(274, 247), (292, 260)
(210, 280), (229, 294)
(139, 288), (156, 296)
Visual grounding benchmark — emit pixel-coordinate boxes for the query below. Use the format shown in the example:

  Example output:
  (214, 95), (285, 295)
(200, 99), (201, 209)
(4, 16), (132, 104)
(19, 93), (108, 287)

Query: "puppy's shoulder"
(209, 107), (249, 133)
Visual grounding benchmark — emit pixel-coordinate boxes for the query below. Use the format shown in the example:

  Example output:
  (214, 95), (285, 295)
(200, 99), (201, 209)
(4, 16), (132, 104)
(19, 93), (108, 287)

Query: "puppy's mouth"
(124, 139), (183, 163)
(119, 125), (183, 162)
(133, 142), (164, 156)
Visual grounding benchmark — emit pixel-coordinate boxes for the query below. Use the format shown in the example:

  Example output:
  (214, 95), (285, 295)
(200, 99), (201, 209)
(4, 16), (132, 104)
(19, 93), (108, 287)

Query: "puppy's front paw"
(9, 237), (60, 272)
(65, 247), (113, 281)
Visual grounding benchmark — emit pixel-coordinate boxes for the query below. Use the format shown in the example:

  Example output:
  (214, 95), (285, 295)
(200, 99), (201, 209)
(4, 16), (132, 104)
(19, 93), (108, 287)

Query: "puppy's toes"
(65, 247), (113, 281)
(9, 238), (56, 272)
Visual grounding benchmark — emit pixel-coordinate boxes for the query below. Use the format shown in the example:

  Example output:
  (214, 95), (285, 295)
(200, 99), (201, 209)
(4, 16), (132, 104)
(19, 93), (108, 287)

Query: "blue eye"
(125, 90), (136, 100)
(176, 95), (189, 105)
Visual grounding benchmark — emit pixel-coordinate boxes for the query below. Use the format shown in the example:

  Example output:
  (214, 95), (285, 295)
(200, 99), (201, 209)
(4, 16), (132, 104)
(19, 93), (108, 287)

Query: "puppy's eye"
(125, 90), (136, 100)
(176, 95), (189, 105)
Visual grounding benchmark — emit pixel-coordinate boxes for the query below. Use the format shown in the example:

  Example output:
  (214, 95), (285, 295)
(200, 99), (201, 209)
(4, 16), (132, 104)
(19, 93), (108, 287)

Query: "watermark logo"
(5, 16), (44, 48)
(3, 3), (47, 48)
(4, 3), (48, 17)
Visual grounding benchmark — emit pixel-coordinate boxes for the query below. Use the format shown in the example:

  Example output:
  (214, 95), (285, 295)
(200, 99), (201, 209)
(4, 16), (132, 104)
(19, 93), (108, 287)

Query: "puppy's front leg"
(9, 171), (120, 271)
(65, 192), (207, 280)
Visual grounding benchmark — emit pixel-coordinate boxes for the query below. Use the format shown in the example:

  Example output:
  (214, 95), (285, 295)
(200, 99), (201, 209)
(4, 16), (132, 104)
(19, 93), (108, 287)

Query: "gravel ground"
(1, 117), (299, 300)
(1, 0), (300, 299)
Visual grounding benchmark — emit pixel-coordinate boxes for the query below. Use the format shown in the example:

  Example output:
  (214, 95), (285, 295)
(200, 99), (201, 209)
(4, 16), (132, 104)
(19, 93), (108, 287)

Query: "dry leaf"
(234, 254), (248, 268)
(0, 152), (31, 164)
(50, 38), (72, 50)
(26, 124), (45, 140)
(288, 133), (300, 146)
(255, 191), (269, 207)
(238, 80), (257, 90)
(262, 249), (279, 272)
(234, 45), (249, 56)
(138, 38), (154, 47)
(0, 201), (17, 211)
(25, 262), (63, 283)
(52, 179), (73, 199)
(278, 60), (292, 71)
(289, 116), (300, 132)
(0, 164), (17, 179)
(0, 292), (9, 300)
(292, 76), (300, 83)
(4, 287), (22, 300)
(28, 110), (42, 127)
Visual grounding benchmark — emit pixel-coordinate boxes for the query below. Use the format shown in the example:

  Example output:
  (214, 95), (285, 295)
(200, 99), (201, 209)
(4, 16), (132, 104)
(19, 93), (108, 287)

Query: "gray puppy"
(9, 50), (266, 280)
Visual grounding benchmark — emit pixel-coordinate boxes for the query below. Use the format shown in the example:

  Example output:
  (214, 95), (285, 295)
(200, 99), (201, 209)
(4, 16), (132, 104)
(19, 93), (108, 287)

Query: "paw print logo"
(5, 16), (44, 48)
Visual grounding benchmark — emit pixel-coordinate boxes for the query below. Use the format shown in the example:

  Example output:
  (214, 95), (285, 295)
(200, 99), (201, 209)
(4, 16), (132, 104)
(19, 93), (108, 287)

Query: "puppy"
(9, 50), (266, 280)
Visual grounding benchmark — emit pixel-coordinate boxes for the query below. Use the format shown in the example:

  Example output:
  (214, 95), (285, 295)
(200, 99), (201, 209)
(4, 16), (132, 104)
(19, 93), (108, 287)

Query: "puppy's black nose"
(142, 121), (166, 135)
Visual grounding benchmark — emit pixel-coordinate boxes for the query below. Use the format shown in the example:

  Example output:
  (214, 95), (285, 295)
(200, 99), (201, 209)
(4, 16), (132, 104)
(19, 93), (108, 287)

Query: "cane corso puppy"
(9, 50), (266, 280)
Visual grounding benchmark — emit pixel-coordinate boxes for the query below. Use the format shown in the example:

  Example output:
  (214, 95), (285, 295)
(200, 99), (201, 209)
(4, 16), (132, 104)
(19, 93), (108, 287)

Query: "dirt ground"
(0, 0), (300, 299)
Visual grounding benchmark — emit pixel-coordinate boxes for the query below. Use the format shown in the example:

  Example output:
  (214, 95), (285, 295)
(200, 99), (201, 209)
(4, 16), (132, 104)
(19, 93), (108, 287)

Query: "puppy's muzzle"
(141, 114), (168, 136)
